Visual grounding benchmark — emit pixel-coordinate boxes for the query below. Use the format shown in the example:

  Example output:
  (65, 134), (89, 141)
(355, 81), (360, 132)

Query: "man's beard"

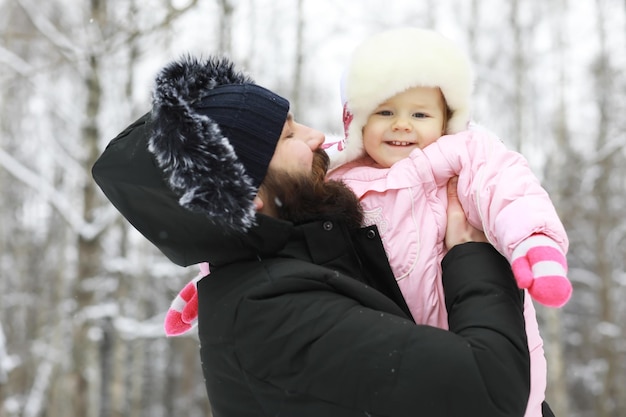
(260, 149), (363, 229)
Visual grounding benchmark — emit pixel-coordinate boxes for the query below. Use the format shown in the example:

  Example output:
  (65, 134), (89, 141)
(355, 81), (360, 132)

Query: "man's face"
(260, 149), (364, 229)
(258, 115), (363, 228)
(267, 114), (325, 175)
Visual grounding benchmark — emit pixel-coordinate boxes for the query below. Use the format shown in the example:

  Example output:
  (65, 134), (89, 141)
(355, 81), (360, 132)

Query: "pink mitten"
(164, 262), (209, 336)
(511, 234), (572, 307)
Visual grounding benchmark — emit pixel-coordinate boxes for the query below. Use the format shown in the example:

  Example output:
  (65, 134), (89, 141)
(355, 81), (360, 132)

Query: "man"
(93, 56), (530, 417)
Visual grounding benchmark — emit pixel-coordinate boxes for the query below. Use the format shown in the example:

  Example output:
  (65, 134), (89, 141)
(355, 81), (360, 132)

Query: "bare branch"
(0, 146), (117, 240)
(15, 0), (84, 61)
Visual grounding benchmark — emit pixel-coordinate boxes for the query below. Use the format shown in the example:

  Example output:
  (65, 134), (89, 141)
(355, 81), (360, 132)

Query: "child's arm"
(422, 130), (572, 307)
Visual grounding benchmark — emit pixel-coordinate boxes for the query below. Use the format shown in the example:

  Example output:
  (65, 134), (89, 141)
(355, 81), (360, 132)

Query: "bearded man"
(93, 55), (530, 417)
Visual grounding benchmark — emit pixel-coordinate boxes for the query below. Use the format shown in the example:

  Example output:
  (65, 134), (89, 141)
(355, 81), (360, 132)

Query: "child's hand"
(164, 278), (199, 336)
(511, 234), (572, 307)
(164, 263), (209, 336)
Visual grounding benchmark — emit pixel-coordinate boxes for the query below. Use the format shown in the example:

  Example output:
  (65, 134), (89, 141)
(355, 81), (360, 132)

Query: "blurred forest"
(1, 0), (625, 416)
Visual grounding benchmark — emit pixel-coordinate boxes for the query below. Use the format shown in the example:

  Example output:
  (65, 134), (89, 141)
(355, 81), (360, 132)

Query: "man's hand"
(445, 176), (488, 249)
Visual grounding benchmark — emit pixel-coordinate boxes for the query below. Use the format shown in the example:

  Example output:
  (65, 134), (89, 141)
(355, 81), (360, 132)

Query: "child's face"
(362, 86), (446, 167)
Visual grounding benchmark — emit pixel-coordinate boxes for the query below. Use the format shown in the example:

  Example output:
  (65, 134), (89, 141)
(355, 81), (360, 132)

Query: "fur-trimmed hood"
(92, 56), (290, 266)
(149, 55), (289, 232)
(92, 112), (295, 267)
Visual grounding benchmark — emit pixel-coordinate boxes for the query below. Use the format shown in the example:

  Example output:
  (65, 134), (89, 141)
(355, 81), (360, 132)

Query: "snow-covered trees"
(0, 0), (624, 416)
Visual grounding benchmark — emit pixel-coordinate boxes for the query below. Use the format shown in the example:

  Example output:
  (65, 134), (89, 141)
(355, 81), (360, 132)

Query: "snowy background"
(1, 0), (625, 416)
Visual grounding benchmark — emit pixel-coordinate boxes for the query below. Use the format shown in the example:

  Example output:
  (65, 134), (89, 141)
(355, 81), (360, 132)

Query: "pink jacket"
(327, 128), (568, 417)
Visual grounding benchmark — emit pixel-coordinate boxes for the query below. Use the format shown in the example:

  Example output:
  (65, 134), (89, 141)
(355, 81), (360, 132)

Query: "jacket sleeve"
(423, 130), (568, 259)
(234, 242), (530, 417)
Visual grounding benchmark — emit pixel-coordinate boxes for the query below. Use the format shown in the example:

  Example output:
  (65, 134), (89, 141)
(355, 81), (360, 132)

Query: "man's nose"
(300, 124), (325, 149)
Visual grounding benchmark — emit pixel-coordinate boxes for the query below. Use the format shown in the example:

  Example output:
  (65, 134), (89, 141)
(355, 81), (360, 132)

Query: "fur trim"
(334, 28), (474, 168)
(148, 55), (259, 231)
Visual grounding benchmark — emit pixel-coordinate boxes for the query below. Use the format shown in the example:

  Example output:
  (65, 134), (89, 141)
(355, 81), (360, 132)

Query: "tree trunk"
(72, 0), (106, 415)
(591, 1), (620, 415)
(541, 1), (571, 414)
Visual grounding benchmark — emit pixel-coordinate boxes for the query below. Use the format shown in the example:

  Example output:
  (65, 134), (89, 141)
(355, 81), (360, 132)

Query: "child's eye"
(413, 112), (428, 119)
(376, 110), (393, 116)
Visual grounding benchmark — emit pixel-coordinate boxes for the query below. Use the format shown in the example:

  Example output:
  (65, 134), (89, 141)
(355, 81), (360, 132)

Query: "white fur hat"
(331, 27), (474, 169)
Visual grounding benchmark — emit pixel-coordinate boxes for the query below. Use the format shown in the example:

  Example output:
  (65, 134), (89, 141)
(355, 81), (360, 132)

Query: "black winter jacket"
(197, 215), (531, 417)
(92, 115), (531, 416)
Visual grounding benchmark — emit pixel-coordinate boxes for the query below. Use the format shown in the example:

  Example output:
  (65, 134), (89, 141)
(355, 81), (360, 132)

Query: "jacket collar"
(221, 215), (359, 272)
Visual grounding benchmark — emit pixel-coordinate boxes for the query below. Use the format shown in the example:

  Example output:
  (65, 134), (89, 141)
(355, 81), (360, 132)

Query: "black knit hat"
(92, 56), (290, 266)
(149, 56), (290, 230)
